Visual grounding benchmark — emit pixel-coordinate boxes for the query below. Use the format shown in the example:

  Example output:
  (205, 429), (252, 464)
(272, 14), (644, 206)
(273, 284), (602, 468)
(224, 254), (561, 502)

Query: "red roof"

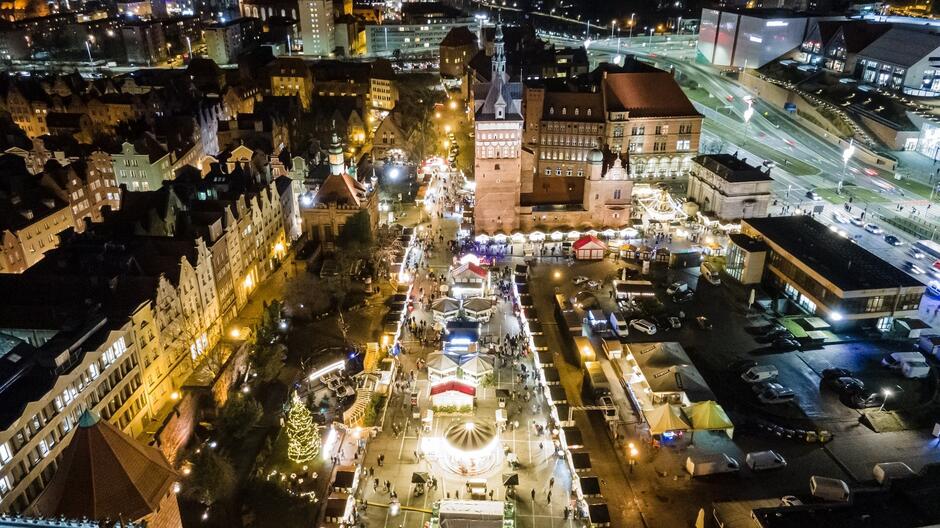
(430, 380), (476, 397)
(454, 262), (487, 278)
(573, 235), (606, 251)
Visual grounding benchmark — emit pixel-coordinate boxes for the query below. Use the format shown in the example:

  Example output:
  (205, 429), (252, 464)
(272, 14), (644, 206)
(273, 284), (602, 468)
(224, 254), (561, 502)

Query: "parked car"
(780, 496), (803, 507)
(828, 377), (864, 395)
(673, 290), (695, 303)
(758, 384), (796, 404)
(850, 216), (865, 227)
(746, 450), (787, 471)
(822, 367), (852, 380)
(741, 365), (778, 383)
(805, 190), (820, 200)
(572, 276), (589, 286)
(667, 316), (682, 329)
(849, 391), (886, 409)
(909, 247), (926, 260)
(772, 337), (801, 351)
(586, 280), (602, 290)
(729, 359), (758, 375)
(695, 316), (713, 330)
(832, 212), (850, 224)
(685, 453), (740, 476)
(864, 223), (883, 234)
(629, 319), (657, 335)
(666, 281), (689, 295)
(884, 234), (903, 246)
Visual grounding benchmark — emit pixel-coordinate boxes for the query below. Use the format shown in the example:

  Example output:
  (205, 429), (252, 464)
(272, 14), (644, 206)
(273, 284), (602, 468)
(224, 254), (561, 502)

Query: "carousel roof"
(463, 297), (495, 313)
(444, 420), (496, 452)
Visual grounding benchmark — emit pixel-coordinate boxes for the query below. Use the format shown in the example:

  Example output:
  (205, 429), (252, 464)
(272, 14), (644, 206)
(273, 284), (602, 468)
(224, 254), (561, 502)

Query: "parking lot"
(539, 258), (936, 429)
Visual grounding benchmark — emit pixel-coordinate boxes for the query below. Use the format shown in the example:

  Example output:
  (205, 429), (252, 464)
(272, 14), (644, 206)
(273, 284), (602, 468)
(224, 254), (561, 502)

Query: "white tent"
(427, 352), (459, 382)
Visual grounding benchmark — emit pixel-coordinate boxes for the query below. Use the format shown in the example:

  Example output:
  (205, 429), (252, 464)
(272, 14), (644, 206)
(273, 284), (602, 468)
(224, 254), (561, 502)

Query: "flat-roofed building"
(687, 153), (772, 220)
(734, 216), (925, 328)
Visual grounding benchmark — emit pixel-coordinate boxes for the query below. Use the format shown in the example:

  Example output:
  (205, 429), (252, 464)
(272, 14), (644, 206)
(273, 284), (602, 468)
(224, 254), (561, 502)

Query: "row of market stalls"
(618, 342), (734, 442)
(511, 263), (613, 526)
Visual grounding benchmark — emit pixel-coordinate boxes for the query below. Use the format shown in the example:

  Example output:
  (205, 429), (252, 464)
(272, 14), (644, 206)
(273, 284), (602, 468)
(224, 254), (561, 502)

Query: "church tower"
(473, 23), (524, 234)
(328, 130), (345, 176)
(584, 149), (633, 227)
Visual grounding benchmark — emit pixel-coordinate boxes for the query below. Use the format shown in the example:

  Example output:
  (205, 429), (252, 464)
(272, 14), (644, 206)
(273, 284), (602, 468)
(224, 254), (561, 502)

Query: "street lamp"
(648, 27), (654, 46)
(610, 19), (616, 39)
(677, 16), (683, 35)
(629, 13), (635, 39)
(742, 101), (754, 146)
(85, 38), (93, 64)
(838, 139), (856, 194)
(879, 388), (892, 412)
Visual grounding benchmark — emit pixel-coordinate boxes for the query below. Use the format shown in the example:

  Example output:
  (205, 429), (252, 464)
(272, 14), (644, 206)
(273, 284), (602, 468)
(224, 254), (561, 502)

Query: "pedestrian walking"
(549, 477), (555, 488)
(531, 489), (536, 501)
(373, 478), (379, 491)
(547, 491), (552, 504)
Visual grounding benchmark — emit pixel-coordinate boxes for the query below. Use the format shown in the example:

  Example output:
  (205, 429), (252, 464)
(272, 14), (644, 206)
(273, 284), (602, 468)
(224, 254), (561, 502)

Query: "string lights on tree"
(286, 392), (320, 463)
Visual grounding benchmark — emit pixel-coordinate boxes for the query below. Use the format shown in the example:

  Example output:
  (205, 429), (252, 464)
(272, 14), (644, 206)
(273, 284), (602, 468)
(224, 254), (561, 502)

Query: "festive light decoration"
(287, 392), (320, 463)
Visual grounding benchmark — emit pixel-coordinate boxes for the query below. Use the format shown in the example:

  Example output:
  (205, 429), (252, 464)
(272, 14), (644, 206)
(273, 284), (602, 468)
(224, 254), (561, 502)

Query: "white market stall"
(572, 235), (607, 260)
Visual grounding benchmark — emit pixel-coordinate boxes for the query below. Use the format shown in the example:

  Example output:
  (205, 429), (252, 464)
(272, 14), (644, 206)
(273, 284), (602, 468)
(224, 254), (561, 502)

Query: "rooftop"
(693, 154), (772, 182)
(603, 71), (700, 118)
(857, 27), (940, 67)
(743, 216), (924, 292)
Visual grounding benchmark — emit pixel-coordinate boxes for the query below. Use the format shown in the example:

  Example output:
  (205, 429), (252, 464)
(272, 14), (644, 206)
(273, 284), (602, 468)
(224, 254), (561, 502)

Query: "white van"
(609, 312), (629, 337)
(901, 360), (930, 379)
(873, 462), (915, 485)
(810, 476), (850, 502)
(741, 365), (778, 383)
(745, 450), (787, 471)
(701, 262), (721, 285)
(685, 453), (740, 477)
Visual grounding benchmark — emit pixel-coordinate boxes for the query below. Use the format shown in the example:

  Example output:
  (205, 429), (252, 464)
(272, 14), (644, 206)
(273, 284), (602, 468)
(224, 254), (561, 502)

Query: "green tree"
(338, 210), (373, 248)
(184, 449), (237, 505)
(216, 394), (263, 441)
(251, 342), (286, 382)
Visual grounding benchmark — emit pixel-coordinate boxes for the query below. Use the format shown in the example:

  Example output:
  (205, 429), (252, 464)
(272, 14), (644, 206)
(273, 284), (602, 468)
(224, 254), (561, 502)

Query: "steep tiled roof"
(33, 411), (178, 522)
(603, 72), (699, 118)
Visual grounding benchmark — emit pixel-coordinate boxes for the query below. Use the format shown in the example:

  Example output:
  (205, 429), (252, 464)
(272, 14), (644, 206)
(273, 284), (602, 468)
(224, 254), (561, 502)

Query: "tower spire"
(493, 16), (506, 82)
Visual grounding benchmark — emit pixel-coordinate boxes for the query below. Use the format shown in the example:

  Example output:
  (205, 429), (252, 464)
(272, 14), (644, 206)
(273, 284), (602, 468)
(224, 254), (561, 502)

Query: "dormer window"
(587, 108), (592, 116)
(549, 106), (554, 115)
(574, 108), (580, 116)
(561, 107), (567, 116)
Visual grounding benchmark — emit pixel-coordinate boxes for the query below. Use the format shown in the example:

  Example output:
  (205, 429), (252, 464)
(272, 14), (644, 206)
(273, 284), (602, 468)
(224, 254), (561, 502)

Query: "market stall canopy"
(459, 354), (494, 377)
(685, 400), (734, 437)
(431, 297), (460, 314)
(562, 426), (583, 447)
(451, 262), (488, 281)
(571, 451), (592, 470)
(426, 352), (459, 372)
(579, 476), (602, 496)
(411, 472), (430, 484)
(573, 235), (606, 251)
(464, 297), (495, 314)
(502, 473), (519, 486)
(644, 404), (692, 435)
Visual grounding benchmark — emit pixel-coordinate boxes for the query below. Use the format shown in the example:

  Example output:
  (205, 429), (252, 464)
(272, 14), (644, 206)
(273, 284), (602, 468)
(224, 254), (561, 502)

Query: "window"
(0, 443), (11, 466)
(544, 168), (551, 175)
(676, 140), (691, 150)
(614, 189), (622, 199)
(555, 168), (562, 176)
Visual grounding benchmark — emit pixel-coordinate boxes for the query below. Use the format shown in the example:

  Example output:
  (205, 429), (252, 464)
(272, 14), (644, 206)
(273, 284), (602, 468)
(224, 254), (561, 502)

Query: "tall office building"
(299, 0), (333, 56)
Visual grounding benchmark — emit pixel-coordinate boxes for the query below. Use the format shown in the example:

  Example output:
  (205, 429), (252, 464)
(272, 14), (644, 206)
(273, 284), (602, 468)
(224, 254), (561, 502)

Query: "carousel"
(438, 419), (502, 476)
(635, 186), (688, 223)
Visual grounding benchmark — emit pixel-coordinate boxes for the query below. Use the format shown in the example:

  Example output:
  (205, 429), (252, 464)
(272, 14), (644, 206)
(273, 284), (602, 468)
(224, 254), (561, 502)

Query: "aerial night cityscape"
(3, 0), (940, 526)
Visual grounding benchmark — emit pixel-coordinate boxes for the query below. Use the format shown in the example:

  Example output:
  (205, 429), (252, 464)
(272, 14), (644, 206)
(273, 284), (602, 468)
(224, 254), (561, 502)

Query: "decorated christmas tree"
(286, 392), (320, 463)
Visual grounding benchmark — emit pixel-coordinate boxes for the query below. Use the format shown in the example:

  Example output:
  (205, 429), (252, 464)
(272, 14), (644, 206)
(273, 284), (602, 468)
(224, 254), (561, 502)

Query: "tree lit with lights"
(287, 392), (320, 463)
